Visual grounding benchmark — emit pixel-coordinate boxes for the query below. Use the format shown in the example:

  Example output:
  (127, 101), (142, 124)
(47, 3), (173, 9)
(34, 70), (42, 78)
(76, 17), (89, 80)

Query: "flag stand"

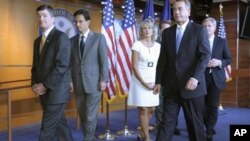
(98, 102), (117, 140)
(218, 104), (224, 110)
(217, 3), (228, 117)
(116, 97), (134, 136)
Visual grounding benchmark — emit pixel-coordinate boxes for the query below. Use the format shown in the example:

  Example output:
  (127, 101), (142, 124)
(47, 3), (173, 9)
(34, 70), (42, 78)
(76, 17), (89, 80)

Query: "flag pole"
(218, 3), (224, 112)
(218, 3), (227, 115)
(218, 3), (231, 115)
(101, 93), (104, 113)
(98, 102), (117, 140)
(116, 97), (134, 136)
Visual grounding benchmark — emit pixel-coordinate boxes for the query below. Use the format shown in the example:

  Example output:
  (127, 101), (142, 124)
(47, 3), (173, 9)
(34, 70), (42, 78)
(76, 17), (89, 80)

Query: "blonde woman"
(127, 19), (160, 141)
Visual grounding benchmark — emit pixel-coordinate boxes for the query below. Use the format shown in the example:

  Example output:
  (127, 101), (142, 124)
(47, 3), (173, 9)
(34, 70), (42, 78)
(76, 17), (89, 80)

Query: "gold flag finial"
(219, 3), (223, 16)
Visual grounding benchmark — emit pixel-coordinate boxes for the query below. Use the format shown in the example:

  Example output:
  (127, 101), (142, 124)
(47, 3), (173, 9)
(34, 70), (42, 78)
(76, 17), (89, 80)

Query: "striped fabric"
(116, 0), (137, 97)
(101, 0), (117, 102)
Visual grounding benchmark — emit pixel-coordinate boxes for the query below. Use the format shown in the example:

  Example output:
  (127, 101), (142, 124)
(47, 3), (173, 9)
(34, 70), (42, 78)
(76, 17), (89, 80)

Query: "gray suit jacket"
(70, 31), (109, 94)
(31, 28), (72, 104)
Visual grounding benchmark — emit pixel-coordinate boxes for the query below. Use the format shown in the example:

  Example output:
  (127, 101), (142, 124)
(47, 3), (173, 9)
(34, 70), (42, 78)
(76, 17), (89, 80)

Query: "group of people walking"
(31, 0), (231, 141)
(128, 0), (231, 141)
(31, 5), (108, 141)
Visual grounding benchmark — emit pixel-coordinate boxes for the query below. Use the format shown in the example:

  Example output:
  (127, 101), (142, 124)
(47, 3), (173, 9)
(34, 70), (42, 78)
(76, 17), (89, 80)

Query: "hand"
(208, 58), (221, 68)
(31, 83), (46, 95)
(147, 82), (155, 89)
(36, 83), (47, 95)
(185, 78), (198, 91)
(70, 82), (74, 93)
(31, 84), (39, 94)
(99, 81), (107, 91)
(141, 82), (154, 90)
(153, 84), (161, 94)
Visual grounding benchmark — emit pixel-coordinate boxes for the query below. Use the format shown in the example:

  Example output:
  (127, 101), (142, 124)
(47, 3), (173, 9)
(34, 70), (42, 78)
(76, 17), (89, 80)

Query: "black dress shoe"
(212, 129), (216, 135)
(137, 135), (141, 141)
(206, 137), (213, 141)
(174, 128), (181, 135)
(137, 133), (143, 141)
(206, 132), (213, 141)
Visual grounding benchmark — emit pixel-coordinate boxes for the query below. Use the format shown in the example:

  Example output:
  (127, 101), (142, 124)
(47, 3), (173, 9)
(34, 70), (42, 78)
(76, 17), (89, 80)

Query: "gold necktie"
(40, 35), (46, 53)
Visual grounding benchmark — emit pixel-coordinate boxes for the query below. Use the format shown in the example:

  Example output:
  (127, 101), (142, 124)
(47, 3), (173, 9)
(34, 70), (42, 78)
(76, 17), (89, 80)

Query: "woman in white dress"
(127, 19), (160, 141)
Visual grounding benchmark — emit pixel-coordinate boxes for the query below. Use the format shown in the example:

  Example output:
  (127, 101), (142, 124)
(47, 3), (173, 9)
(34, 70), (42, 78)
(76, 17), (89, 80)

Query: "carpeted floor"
(1, 107), (250, 141)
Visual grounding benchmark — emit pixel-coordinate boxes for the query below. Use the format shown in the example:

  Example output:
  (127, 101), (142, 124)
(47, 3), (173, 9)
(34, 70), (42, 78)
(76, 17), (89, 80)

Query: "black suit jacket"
(31, 27), (71, 104)
(208, 36), (231, 90)
(156, 22), (210, 99)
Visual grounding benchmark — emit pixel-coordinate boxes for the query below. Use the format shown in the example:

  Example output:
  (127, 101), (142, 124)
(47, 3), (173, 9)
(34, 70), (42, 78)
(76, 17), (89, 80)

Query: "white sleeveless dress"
(127, 41), (161, 107)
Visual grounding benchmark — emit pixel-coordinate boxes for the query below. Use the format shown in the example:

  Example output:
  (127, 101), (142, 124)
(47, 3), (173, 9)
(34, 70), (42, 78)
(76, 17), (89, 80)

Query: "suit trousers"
(204, 73), (221, 134)
(155, 89), (179, 130)
(39, 103), (73, 141)
(156, 85), (205, 141)
(75, 85), (102, 141)
(155, 89), (164, 128)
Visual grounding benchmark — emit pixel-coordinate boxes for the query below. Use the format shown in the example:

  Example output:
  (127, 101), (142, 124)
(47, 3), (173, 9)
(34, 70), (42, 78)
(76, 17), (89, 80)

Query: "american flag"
(142, 0), (155, 21)
(218, 15), (226, 39)
(161, 0), (171, 21)
(116, 0), (137, 97)
(218, 7), (232, 82)
(101, 0), (117, 102)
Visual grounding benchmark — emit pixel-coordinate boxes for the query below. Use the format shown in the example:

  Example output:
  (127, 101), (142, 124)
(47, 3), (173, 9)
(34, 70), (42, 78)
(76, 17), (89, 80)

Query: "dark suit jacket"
(31, 27), (71, 104)
(156, 22), (210, 99)
(208, 36), (231, 90)
(70, 31), (109, 94)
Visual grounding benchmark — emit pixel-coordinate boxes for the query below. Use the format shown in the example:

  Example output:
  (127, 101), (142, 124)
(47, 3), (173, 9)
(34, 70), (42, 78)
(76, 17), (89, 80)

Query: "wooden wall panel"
(237, 78), (250, 107)
(221, 80), (237, 107)
(238, 39), (250, 68)
(0, 0), (10, 65)
(210, 1), (250, 107)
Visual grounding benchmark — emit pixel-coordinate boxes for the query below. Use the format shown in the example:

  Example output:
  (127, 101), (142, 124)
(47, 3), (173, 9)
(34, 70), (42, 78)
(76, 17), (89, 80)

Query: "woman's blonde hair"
(139, 19), (157, 41)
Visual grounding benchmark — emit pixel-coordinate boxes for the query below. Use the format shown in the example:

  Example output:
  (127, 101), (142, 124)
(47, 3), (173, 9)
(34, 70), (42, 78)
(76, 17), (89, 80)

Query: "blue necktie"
(176, 27), (182, 54)
(80, 35), (85, 56)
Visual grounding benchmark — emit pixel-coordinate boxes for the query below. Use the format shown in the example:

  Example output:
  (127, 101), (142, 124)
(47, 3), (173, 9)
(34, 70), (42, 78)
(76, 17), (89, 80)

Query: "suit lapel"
(177, 22), (191, 55)
(74, 35), (82, 60)
(82, 31), (94, 60)
(35, 37), (42, 63)
(170, 25), (178, 56)
(40, 28), (56, 61)
(212, 37), (218, 57)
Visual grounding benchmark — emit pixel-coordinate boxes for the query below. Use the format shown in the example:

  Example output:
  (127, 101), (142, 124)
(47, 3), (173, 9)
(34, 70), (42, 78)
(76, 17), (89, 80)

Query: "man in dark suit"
(155, 20), (181, 136)
(31, 5), (73, 141)
(153, 0), (210, 141)
(70, 9), (109, 141)
(202, 17), (231, 141)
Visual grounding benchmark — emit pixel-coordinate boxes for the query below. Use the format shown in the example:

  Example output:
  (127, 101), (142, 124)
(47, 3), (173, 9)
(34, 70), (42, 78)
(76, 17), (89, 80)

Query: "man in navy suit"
(70, 9), (109, 141)
(153, 0), (210, 141)
(155, 20), (181, 136)
(31, 5), (73, 141)
(202, 17), (231, 141)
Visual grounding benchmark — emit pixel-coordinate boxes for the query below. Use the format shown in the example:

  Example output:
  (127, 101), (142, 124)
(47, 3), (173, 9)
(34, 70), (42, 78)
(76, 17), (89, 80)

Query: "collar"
(80, 29), (90, 38)
(209, 34), (215, 42)
(177, 20), (189, 31)
(43, 25), (54, 37)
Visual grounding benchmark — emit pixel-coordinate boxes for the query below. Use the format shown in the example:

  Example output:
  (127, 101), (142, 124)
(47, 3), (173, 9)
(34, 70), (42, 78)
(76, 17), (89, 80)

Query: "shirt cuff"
(190, 77), (198, 84)
(219, 60), (222, 68)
